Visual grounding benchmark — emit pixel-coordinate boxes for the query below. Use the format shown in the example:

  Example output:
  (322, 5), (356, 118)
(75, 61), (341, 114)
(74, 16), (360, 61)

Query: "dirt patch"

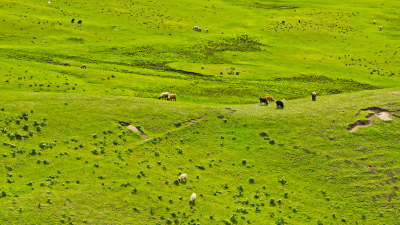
(390, 91), (400, 95)
(349, 107), (397, 131)
(366, 166), (379, 174)
(118, 121), (150, 140)
(186, 118), (203, 125)
(376, 112), (392, 121)
(348, 120), (374, 132)
(127, 125), (139, 133)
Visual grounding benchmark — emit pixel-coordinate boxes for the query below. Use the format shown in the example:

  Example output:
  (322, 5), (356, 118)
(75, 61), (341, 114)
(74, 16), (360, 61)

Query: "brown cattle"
(266, 96), (275, 103)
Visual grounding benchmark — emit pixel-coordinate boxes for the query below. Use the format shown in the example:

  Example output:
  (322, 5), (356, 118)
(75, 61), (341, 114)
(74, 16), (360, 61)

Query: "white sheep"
(379, 26), (382, 31)
(189, 193), (196, 204)
(205, 28), (209, 33)
(48, 1), (51, 5)
(158, 92), (169, 100)
(179, 173), (187, 183)
(373, 20), (376, 24)
(193, 26), (198, 31)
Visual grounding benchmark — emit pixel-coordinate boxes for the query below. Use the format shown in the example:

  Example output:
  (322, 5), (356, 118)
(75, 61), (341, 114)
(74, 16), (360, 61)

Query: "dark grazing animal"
(80, 64), (87, 69)
(276, 101), (284, 109)
(71, 18), (75, 23)
(64, 62), (71, 66)
(78, 20), (82, 24)
(311, 91), (317, 101)
(259, 97), (268, 106)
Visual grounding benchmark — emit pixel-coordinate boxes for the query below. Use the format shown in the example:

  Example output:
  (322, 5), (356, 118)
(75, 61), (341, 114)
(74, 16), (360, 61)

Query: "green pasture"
(0, 0), (399, 224)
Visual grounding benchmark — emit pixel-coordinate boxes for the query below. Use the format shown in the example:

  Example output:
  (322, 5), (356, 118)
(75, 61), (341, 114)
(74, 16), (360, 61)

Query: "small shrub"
(196, 165), (205, 170)
(248, 178), (255, 184)
(278, 177), (286, 185)
(284, 192), (288, 198)
(276, 217), (287, 225)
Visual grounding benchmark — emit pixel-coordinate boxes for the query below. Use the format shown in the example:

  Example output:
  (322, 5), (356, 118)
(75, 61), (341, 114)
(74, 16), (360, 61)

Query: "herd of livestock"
(62, 61), (318, 107)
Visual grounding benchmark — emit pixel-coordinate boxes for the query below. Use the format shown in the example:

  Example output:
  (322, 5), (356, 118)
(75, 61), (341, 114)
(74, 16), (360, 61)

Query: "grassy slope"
(0, 0), (400, 224)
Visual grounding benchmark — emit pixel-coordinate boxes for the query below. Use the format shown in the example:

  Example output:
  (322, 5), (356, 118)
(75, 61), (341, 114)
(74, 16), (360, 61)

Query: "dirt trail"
(118, 116), (205, 144)
(118, 121), (151, 141)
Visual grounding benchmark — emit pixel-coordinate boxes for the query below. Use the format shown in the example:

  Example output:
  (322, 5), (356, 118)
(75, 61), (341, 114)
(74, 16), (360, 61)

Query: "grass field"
(0, 0), (399, 224)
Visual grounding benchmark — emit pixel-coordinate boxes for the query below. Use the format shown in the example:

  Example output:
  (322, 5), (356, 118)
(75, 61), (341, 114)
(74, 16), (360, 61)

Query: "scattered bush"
(196, 165), (205, 170)
(278, 177), (286, 185)
(276, 217), (287, 225)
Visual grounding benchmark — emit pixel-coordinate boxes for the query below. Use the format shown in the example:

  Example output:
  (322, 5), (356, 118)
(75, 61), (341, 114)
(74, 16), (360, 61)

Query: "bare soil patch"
(348, 120), (374, 132)
(118, 121), (150, 140)
(366, 166), (379, 174)
(349, 107), (398, 131)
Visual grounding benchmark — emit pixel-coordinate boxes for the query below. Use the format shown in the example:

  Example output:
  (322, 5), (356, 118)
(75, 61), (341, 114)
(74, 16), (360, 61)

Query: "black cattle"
(276, 101), (284, 109)
(259, 97), (268, 106)
(311, 92), (317, 101)
(78, 20), (82, 24)
(71, 18), (75, 23)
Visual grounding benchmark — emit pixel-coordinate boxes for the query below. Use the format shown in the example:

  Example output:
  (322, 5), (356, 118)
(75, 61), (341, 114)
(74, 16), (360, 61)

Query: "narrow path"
(118, 116), (206, 145)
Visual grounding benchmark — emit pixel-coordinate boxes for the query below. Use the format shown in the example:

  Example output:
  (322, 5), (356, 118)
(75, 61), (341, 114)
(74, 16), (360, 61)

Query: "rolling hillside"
(0, 0), (399, 224)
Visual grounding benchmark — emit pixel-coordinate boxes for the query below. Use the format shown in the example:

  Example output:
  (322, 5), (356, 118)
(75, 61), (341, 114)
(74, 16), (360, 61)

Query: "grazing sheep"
(179, 173), (187, 183)
(379, 26), (382, 31)
(259, 97), (268, 106)
(71, 18), (75, 23)
(48, 1), (51, 5)
(298, 19), (301, 23)
(168, 94), (177, 101)
(266, 96), (275, 103)
(220, 31), (224, 34)
(373, 20), (376, 24)
(158, 92), (169, 100)
(205, 28), (209, 33)
(80, 64), (87, 69)
(78, 20), (82, 24)
(197, 28), (201, 32)
(190, 193), (196, 204)
(276, 101), (284, 109)
(311, 91), (317, 101)
(193, 26), (198, 31)
(64, 62), (71, 66)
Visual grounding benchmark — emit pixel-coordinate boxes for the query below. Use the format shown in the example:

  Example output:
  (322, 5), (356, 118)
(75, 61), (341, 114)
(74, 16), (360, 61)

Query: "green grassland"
(0, 0), (400, 224)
